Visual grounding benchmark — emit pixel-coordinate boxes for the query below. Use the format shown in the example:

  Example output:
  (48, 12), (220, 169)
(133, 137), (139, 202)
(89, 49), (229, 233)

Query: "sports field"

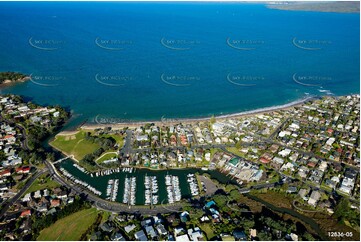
(37, 208), (98, 241)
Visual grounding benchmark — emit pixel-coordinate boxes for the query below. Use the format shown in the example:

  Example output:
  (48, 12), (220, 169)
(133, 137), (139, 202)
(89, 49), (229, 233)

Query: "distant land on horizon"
(266, 1), (360, 13)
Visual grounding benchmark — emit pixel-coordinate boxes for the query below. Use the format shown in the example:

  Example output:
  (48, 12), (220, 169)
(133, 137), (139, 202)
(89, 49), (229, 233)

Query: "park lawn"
(97, 152), (118, 163)
(199, 223), (215, 240)
(26, 173), (60, 194)
(37, 208), (98, 241)
(50, 131), (101, 160)
(100, 133), (124, 147)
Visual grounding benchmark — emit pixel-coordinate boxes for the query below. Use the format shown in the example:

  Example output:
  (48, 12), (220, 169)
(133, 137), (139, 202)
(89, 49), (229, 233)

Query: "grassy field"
(199, 223), (215, 240)
(26, 173), (60, 194)
(50, 131), (101, 160)
(50, 131), (124, 161)
(100, 133), (124, 147)
(37, 208), (98, 241)
(97, 152), (118, 163)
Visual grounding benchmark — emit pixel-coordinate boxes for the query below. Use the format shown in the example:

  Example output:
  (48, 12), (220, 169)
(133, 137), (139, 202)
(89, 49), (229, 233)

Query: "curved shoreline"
(0, 76), (30, 88)
(82, 95), (317, 129)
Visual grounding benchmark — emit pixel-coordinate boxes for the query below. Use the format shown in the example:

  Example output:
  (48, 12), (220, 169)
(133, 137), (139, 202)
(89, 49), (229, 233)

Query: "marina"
(57, 159), (236, 205)
(144, 175), (159, 205)
(187, 173), (200, 196)
(106, 179), (119, 202)
(59, 167), (102, 196)
(94, 167), (135, 177)
(73, 163), (89, 174)
(165, 174), (182, 204)
(123, 176), (136, 206)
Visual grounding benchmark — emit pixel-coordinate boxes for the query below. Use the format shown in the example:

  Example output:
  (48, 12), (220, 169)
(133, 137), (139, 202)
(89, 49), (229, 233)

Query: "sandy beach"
(81, 96), (317, 130)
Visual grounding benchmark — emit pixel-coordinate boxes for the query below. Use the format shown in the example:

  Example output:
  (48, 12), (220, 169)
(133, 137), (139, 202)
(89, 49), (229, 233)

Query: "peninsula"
(0, 72), (30, 86)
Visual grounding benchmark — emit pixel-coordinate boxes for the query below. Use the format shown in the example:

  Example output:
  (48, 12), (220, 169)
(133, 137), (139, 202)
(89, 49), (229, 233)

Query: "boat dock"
(93, 167), (136, 177)
(165, 174), (181, 204)
(144, 175), (159, 206)
(123, 176), (136, 206)
(59, 167), (102, 196)
(187, 173), (200, 196)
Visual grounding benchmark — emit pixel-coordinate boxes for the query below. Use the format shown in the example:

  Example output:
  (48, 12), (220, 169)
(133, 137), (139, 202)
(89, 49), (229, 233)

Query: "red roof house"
(20, 210), (31, 217)
(51, 199), (61, 207)
(16, 166), (30, 174)
(260, 157), (270, 164)
(307, 162), (316, 168)
(0, 169), (11, 178)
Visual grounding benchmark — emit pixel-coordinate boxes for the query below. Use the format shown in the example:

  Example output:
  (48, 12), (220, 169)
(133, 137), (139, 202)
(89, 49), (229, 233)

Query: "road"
(0, 169), (46, 220)
(121, 129), (133, 155)
(132, 143), (229, 155)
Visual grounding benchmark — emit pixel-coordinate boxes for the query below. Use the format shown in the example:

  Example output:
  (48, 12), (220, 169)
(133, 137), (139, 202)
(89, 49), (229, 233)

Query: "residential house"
(308, 190), (321, 207)
(134, 230), (148, 241)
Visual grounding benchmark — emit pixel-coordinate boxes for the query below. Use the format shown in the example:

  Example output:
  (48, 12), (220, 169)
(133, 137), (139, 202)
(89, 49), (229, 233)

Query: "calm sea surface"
(0, 2), (359, 127)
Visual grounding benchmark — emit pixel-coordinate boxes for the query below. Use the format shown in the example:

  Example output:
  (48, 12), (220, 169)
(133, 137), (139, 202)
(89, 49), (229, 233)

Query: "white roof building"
(308, 190), (321, 207)
(22, 193), (31, 202)
(176, 234), (190, 241)
(34, 190), (42, 199)
(278, 149), (291, 157)
(326, 137), (335, 146)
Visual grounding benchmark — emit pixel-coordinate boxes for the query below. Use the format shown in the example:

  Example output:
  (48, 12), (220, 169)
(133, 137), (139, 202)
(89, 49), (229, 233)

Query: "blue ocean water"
(0, 2), (359, 126)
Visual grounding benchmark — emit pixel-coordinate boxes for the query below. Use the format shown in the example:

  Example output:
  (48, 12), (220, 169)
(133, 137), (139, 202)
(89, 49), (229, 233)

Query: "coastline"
(81, 95), (317, 130)
(0, 76), (30, 88)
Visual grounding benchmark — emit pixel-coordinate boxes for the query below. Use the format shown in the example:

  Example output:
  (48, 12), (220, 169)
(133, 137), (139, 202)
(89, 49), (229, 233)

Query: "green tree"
(0, 151), (6, 161)
(46, 152), (55, 162)
(302, 232), (315, 241)
(257, 232), (272, 241)
(334, 197), (350, 221)
(230, 189), (242, 202)
(213, 194), (228, 207)
(242, 219), (255, 231)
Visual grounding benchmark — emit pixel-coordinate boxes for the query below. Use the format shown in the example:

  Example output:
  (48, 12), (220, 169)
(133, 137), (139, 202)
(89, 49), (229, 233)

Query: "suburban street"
(0, 169), (46, 219)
